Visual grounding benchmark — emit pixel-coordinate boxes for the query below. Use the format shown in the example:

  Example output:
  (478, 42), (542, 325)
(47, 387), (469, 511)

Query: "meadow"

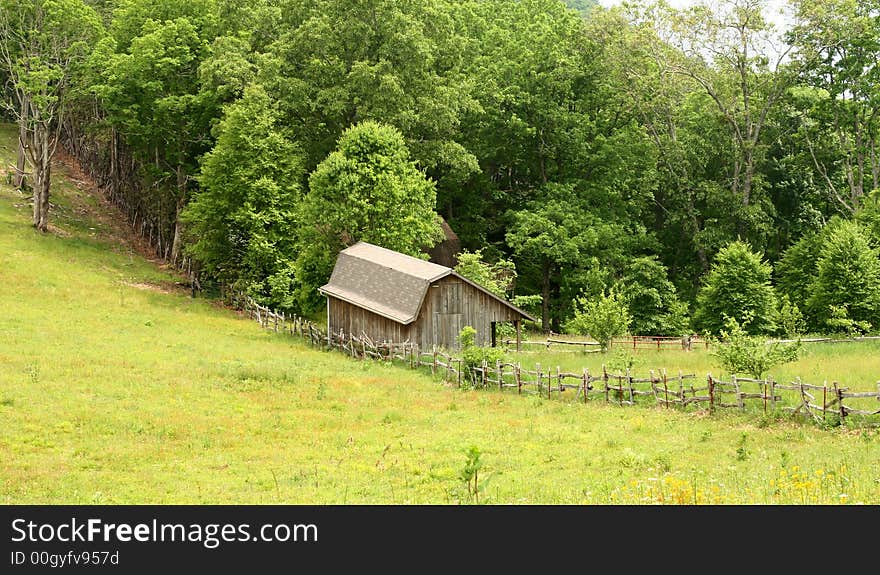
(506, 338), (880, 392)
(1, 126), (880, 504)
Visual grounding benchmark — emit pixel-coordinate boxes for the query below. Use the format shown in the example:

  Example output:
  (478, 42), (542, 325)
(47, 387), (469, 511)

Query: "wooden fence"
(502, 335), (709, 352)
(230, 292), (880, 428)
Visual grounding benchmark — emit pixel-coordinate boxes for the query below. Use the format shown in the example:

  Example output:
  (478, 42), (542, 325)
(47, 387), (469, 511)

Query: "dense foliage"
(3, 0), (879, 334)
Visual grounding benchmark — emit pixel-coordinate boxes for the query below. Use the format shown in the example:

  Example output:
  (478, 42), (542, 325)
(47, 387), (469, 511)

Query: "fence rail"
(502, 335), (709, 351)
(229, 292), (880, 428)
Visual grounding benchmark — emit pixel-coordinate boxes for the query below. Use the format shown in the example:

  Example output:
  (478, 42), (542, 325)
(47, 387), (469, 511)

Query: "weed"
(25, 364), (39, 384)
(735, 432), (750, 461)
(458, 445), (491, 504)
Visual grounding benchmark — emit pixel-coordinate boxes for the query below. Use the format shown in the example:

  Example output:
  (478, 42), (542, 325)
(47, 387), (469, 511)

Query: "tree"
(775, 229), (823, 315)
(295, 121), (443, 311)
(693, 240), (778, 335)
(788, 0), (880, 215)
(806, 220), (880, 330)
(0, 0), (103, 231)
(506, 183), (650, 333)
(662, 0), (795, 242)
(94, 5), (218, 263)
(454, 249), (516, 298)
(619, 256), (690, 336)
(181, 84), (304, 310)
(565, 290), (631, 352)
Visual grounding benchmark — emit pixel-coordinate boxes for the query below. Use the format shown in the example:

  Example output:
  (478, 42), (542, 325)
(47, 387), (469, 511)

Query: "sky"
(595, 0), (794, 32)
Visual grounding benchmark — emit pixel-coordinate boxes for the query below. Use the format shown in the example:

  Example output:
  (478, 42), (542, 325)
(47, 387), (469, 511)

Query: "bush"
(564, 290), (631, 352)
(711, 315), (801, 379)
(458, 326), (505, 385)
(693, 241), (778, 335)
(776, 295), (805, 338)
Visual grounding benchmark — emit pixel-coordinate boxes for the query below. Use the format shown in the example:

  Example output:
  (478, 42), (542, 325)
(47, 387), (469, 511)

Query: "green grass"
(2, 126), (880, 504)
(512, 341), (880, 391)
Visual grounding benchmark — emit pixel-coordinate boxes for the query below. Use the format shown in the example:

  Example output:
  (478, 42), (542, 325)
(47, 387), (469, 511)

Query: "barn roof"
(318, 242), (536, 324)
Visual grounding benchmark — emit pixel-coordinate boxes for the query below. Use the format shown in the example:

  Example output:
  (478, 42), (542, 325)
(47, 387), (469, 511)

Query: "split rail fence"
(230, 293), (880, 428)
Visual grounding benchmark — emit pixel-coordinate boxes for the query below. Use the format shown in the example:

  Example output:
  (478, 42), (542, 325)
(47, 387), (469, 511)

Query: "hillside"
(1, 128), (880, 504)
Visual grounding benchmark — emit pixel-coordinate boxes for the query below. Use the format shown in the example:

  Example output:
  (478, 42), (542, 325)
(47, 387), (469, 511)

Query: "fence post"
(432, 347), (437, 376)
(516, 363), (522, 395)
(583, 368), (589, 404)
(663, 369), (669, 409)
(770, 378), (777, 413)
(481, 359), (487, 388)
(557, 365), (562, 394)
(497, 360), (503, 391)
(733, 375), (743, 411)
(626, 367), (634, 404)
(457, 359), (462, 388)
(834, 381), (846, 425)
(603, 364), (609, 403)
(708, 374), (714, 413)
(762, 377), (768, 414)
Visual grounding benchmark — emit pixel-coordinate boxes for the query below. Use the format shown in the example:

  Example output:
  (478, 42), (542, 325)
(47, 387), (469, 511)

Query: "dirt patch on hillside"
(52, 147), (184, 278)
(121, 280), (186, 295)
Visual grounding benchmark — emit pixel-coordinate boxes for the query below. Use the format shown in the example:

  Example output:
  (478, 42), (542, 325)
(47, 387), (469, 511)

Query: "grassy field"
(508, 340), (880, 391)
(1, 125), (880, 504)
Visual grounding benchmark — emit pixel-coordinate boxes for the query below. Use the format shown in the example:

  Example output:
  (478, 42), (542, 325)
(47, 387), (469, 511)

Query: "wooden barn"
(318, 242), (536, 350)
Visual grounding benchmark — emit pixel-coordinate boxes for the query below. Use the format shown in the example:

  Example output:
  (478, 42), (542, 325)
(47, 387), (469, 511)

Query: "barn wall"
(326, 277), (521, 351)
(326, 296), (407, 343)
(411, 276), (520, 350)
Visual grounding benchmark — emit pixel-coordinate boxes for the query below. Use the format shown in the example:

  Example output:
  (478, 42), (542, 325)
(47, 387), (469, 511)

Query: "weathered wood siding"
(327, 275), (521, 350)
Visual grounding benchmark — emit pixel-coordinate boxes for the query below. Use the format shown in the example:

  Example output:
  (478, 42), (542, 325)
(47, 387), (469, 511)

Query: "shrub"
(777, 295), (806, 338)
(458, 326), (505, 385)
(565, 290), (631, 352)
(711, 315), (801, 379)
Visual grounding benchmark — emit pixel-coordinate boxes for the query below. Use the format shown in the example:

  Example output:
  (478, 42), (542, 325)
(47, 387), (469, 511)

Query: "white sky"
(596, 0), (793, 32)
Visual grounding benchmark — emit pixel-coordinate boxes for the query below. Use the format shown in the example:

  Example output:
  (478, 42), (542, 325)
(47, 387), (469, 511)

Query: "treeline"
(4, 0), (880, 337)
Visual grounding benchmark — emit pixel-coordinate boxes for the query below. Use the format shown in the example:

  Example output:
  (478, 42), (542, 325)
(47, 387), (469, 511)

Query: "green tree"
(662, 0), (795, 242)
(806, 220), (880, 330)
(0, 0), (103, 230)
(93, 0), (219, 262)
(619, 256), (690, 336)
(181, 85), (304, 310)
(693, 240), (778, 335)
(788, 0), (880, 215)
(295, 121), (443, 311)
(775, 229), (823, 315)
(565, 290), (631, 352)
(454, 249), (516, 298)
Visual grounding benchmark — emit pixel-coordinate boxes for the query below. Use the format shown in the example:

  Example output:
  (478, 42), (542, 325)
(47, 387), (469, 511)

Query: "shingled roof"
(318, 242), (535, 324)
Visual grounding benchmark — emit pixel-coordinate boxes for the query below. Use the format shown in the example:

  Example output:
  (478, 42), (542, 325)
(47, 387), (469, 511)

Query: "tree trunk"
(30, 124), (51, 232)
(541, 260), (551, 334)
(169, 165), (187, 266)
(15, 97), (28, 189)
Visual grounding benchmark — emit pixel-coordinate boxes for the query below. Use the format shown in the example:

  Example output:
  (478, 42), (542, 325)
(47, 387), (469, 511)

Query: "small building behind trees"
(319, 242), (535, 350)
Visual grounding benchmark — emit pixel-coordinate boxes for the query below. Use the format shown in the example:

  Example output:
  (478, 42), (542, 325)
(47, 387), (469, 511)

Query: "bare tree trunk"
(541, 260), (551, 334)
(169, 165), (187, 266)
(15, 97), (28, 189)
(27, 122), (53, 232)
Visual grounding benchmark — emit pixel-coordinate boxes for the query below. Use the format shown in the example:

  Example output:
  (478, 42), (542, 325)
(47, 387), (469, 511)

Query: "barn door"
(432, 281), (463, 350)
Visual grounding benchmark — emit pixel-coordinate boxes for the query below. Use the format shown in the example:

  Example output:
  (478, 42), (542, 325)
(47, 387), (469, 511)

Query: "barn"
(318, 242), (536, 351)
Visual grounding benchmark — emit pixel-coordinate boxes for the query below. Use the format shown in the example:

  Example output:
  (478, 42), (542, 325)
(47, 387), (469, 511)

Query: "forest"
(3, 0), (880, 339)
